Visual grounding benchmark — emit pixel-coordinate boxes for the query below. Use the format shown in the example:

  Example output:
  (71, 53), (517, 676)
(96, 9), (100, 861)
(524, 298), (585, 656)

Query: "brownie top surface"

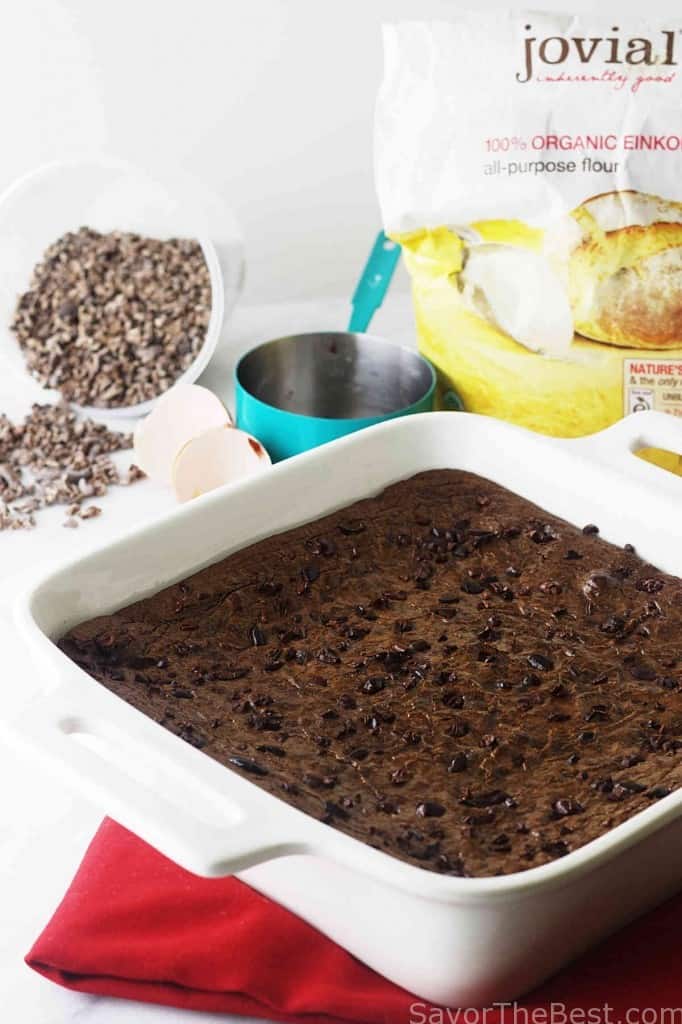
(59, 469), (682, 877)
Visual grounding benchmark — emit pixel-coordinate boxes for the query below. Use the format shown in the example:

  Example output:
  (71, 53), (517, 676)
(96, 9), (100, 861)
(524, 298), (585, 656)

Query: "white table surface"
(0, 294), (416, 1024)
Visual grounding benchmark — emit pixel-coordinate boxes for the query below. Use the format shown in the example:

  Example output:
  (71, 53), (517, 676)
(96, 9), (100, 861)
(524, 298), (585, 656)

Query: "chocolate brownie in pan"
(59, 470), (682, 876)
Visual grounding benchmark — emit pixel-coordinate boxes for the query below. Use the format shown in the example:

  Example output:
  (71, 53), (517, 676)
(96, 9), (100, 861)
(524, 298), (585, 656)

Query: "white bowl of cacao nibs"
(0, 158), (242, 418)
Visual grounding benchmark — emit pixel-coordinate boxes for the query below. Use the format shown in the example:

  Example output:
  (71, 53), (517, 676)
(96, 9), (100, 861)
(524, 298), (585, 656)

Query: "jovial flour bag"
(375, 14), (682, 470)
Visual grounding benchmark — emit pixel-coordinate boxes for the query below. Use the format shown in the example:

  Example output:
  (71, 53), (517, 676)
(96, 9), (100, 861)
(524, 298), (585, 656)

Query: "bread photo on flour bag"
(546, 190), (682, 349)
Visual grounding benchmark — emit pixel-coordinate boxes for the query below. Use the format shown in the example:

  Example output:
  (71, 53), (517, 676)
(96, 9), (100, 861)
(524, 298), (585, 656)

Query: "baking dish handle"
(4, 687), (320, 878)
(579, 411), (682, 487)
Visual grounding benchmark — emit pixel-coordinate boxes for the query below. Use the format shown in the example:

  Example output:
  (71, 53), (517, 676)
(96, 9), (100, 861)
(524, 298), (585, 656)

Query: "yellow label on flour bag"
(374, 15), (682, 472)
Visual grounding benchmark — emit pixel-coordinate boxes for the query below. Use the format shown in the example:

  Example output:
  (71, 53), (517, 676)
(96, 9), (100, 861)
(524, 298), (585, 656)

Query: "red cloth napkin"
(27, 819), (682, 1022)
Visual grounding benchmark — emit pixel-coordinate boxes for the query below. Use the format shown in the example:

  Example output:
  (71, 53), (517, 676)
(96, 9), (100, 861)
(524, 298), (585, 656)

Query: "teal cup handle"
(348, 232), (402, 333)
(235, 332), (436, 462)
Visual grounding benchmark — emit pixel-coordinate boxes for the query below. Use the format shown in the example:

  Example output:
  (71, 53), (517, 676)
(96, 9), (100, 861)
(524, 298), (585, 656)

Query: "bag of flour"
(375, 14), (682, 470)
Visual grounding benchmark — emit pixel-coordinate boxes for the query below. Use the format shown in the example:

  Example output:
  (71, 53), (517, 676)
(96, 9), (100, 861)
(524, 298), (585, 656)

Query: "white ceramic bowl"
(5, 410), (682, 1006)
(0, 157), (243, 418)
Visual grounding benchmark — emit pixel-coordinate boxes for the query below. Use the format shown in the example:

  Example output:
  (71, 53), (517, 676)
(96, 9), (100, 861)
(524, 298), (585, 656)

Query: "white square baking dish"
(5, 410), (682, 1008)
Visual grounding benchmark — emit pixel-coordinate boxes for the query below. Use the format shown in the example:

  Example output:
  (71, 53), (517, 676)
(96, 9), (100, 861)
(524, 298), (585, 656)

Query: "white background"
(2, 3), (682, 1021)
(2, 0), (678, 305)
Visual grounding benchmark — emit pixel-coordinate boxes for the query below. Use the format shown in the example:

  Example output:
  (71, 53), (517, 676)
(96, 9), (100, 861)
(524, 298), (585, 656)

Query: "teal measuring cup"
(235, 233), (436, 461)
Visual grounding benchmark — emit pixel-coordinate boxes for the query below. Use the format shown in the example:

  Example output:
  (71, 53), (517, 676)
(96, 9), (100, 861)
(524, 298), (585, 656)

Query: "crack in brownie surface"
(58, 470), (682, 876)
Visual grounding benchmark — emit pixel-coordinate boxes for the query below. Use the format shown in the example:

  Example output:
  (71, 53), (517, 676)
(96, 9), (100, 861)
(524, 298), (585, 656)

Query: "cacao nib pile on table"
(59, 470), (682, 877)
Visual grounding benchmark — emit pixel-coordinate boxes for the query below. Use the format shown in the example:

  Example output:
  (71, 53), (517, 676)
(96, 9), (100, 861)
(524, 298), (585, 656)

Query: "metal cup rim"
(235, 331), (436, 423)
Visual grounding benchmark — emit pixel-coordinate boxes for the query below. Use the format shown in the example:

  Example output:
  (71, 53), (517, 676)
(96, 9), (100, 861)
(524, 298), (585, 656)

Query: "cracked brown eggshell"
(134, 384), (231, 485)
(172, 424), (271, 502)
